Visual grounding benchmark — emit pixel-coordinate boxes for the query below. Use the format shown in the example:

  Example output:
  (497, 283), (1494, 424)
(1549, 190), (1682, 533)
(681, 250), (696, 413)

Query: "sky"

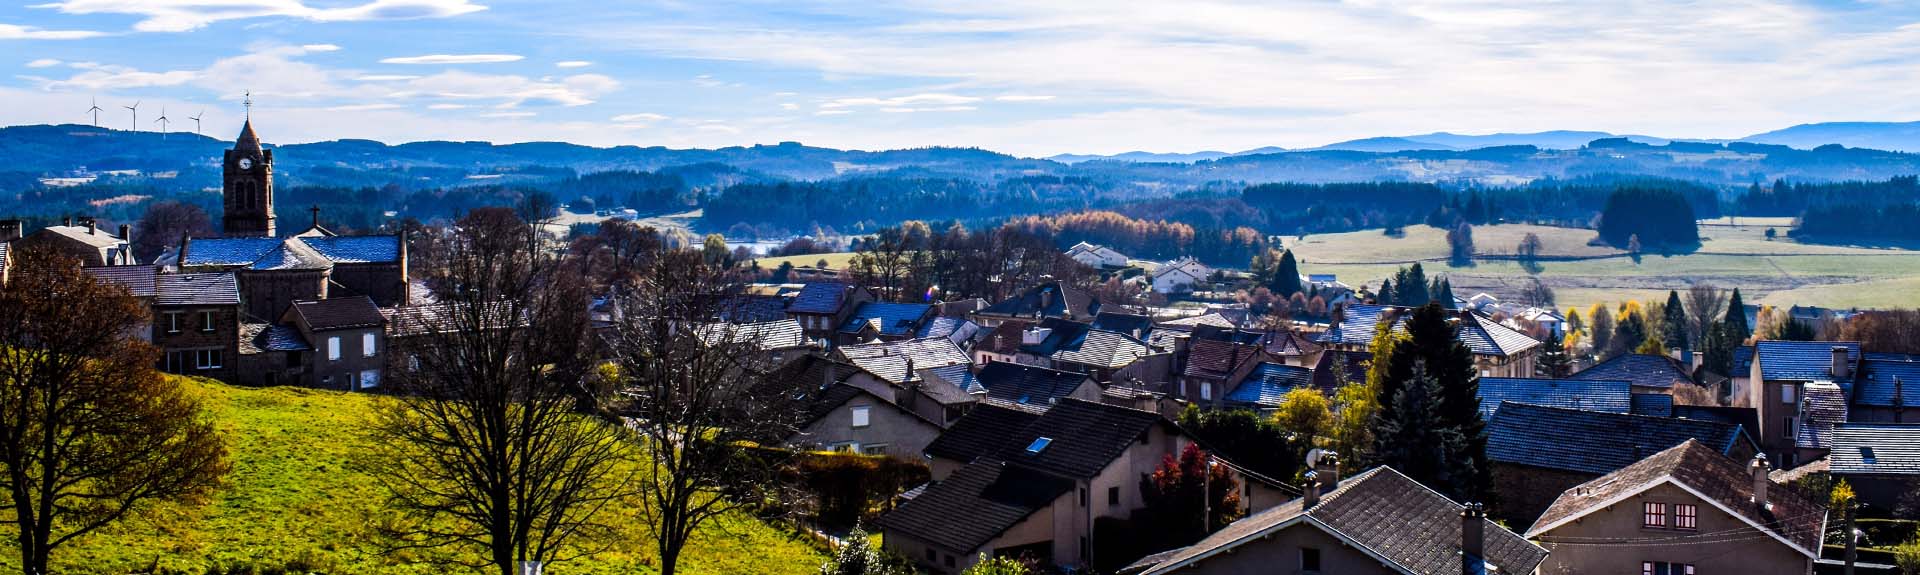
(5, 0), (1920, 157)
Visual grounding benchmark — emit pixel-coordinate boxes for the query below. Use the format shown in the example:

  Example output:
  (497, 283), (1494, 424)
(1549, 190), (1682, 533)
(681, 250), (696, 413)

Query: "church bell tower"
(222, 95), (275, 237)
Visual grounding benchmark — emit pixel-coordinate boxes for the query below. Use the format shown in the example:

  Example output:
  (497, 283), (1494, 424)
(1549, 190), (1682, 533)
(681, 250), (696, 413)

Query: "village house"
(1527, 440), (1825, 575)
(1477, 377), (1643, 417)
(835, 337), (978, 426)
(1013, 318), (1157, 382)
(283, 296), (388, 391)
(1178, 338), (1269, 408)
(1485, 401), (1759, 525)
(1846, 356), (1918, 423)
(84, 265), (157, 342)
(1124, 464), (1548, 575)
(922, 401), (1044, 480)
(1828, 423), (1920, 514)
(971, 282), (1101, 327)
(694, 318), (810, 368)
(1733, 340), (1862, 467)
(152, 272), (244, 381)
(1064, 242), (1130, 269)
(784, 282), (873, 342)
(836, 301), (938, 345)
(1570, 352), (1698, 395)
(1316, 304), (1541, 378)
(12, 219), (138, 267)
(770, 355), (945, 459)
(1220, 362), (1314, 410)
(976, 361), (1101, 409)
(1148, 257), (1212, 294)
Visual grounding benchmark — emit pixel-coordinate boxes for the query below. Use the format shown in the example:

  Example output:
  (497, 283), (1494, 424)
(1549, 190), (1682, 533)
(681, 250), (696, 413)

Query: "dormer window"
(1862, 447), (1878, 464)
(1026, 437), (1052, 454)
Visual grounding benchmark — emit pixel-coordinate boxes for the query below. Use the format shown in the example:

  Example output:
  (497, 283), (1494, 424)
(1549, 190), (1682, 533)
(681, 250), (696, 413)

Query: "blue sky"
(4, 0), (1920, 157)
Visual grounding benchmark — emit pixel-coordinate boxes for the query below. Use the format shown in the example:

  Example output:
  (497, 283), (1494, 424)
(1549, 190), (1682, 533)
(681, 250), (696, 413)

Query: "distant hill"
(1740, 121), (1920, 152)
(1309, 136), (1459, 152)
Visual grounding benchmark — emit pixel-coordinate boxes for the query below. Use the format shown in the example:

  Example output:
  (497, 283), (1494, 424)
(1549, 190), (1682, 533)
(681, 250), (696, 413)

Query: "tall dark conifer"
(1273, 249), (1303, 297)
(1662, 290), (1689, 352)
(1724, 288), (1751, 344)
(1376, 278), (1395, 305)
(1373, 302), (1487, 501)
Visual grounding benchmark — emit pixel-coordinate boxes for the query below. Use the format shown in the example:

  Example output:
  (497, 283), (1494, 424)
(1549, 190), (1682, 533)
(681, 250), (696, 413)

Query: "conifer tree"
(1724, 288), (1751, 344)
(1376, 278), (1394, 306)
(1662, 290), (1689, 352)
(1273, 249), (1303, 297)
(1373, 303), (1487, 501)
(1537, 331), (1572, 378)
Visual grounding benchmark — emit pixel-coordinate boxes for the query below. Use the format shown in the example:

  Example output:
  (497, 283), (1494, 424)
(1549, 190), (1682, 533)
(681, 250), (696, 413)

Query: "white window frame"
(860, 444), (887, 456)
(363, 333), (377, 358)
(328, 336), (342, 361)
(1781, 384), (1796, 404)
(359, 369), (380, 389)
(851, 405), (871, 429)
(1200, 381), (1212, 401)
(166, 312), (182, 334)
(194, 349), (223, 370)
(200, 311), (216, 332)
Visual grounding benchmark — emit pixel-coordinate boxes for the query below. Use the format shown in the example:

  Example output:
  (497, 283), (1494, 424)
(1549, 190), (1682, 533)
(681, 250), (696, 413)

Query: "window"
(831, 443), (856, 453)
(1783, 417), (1795, 439)
(1301, 547), (1322, 572)
(165, 312), (182, 334)
(360, 370), (380, 390)
(851, 405), (871, 428)
(1862, 447), (1878, 464)
(1026, 437), (1052, 453)
(925, 549), (935, 562)
(1643, 562), (1695, 575)
(165, 350), (187, 373)
(1200, 382), (1212, 401)
(1643, 502), (1667, 528)
(363, 333), (377, 357)
(861, 444), (887, 455)
(1675, 504), (1697, 530)
(194, 349), (222, 370)
(1108, 486), (1120, 505)
(1079, 488), (1088, 507)
(328, 337), (341, 361)
(200, 311), (216, 332)
(1781, 384), (1796, 404)
(943, 555), (955, 568)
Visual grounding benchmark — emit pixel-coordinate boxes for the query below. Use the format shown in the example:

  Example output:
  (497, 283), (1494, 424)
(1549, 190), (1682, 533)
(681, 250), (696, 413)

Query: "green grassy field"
(1282, 223), (1920, 311)
(12, 377), (824, 575)
(753, 252), (858, 270)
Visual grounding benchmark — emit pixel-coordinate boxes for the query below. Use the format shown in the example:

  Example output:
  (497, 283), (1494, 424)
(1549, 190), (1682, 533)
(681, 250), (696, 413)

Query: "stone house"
(153, 272), (243, 382)
(1734, 340), (1861, 467)
(774, 355), (945, 459)
(283, 296), (388, 391)
(1527, 440), (1825, 575)
(1316, 304), (1541, 378)
(14, 220), (137, 266)
(784, 282), (871, 342)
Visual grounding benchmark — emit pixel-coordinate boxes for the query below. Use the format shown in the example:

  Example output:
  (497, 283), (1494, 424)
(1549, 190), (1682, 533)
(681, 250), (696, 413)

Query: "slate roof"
(976, 362), (1089, 407)
(976, 282), (1099, 321)
(1311, 349), (1370, 393)
(914, 316), (973, 340)
(1137, 466), (1548, 575)
(695, 319), (807, 350)
(1318, 305), (1538, 357)
(713, 294), (791, 323)
(1830, 423), (1920, 476)
(40, 225), (124, 248)
(290, 296), (387, 331)
(239, 322), (311, 354)
(1183, 338), (1263, 380)
(1316, 304), (1390, 346)
(1146, 329), (1185, 353)
(923, 403), (1042, 462)
(1754, 340), (1861, 382)
(1224, 362), (1313, 407)
(921, 363), (985, 395)
(1796, 382), (1848, 450)
(875, 459), (1074, 555)
(787, 282), (854, 314)
(1854, 359), (1920, 407)
(1476, 377), (1632, 417)
(1263, 330), (1323, 357)
(1630, 393), (1674, 417)
(1157, 312), (1235, 331)
(1671, 405), (1761, 435)
(1528, 439), (1826, 557)
(1570, 353), (1694, 389)
(840, 301), (934, 336)
(837, 337), (972, 384)
(1487, 402), (1754, 475)
(1050, 328), (1153, 370)
(155, 272), (241, 306)
(84, 265), (156, 298)
(300, 235), (401, 263)
(1091, 311), (1153, 337)
(997, 398), (1163, 480)
(178, 237), (285, 267)
(1733, 345), (1755, 375)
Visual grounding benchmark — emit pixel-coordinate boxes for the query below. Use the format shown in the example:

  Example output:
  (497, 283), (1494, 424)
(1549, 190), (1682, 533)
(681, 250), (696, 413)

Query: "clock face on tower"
(239, 157), (254, 170)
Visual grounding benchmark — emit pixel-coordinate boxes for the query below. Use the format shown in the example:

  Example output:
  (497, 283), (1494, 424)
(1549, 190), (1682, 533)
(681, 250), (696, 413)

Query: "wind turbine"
(123, 101), (140, 132)
(154, 107), (171, 139)
(189, 110), (203, 136)
(86, 97), (103, 127)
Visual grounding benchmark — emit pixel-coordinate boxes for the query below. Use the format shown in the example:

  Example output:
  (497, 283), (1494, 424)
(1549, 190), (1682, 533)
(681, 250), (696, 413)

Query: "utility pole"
(1845, 502), (1857, 575)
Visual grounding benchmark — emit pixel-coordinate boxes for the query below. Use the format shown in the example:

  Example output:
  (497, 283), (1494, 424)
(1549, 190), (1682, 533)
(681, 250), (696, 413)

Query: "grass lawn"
(752, 252), (858, 270)
(13, 377), (824, 575)
(1284, 223), (1920, 311)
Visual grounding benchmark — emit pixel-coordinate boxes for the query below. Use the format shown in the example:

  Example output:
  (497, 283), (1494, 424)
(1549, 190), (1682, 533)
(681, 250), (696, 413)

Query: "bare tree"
(368, 208), (632, 574)
(605, 248), (814, 575)
(1683, 284), (1728, 345)
(0, 249), (228, 574)
(132, 200), (213, 263)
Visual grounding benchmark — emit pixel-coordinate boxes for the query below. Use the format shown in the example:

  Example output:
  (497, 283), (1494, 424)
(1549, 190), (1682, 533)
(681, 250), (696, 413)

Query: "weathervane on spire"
(243, 90), (253, 120)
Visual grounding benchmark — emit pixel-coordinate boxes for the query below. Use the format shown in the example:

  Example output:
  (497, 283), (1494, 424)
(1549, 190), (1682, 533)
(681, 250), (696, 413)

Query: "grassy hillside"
(1280, 222), (1920, 310)
(11, 377), (824, 575)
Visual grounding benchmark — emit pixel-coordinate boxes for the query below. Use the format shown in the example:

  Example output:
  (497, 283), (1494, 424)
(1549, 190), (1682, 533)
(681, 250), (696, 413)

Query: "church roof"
(235, 119), (263, 152)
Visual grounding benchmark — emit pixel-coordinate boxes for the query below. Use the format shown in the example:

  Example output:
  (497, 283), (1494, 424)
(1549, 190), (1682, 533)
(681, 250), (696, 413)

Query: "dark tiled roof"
(1671, 405), (1760, 434)
(1146, 329), (1185, 353)
(714, 294), (791, 323)
(1866, 352), (1920, 362)
(155, 272), (241, 306)
(977, 362), (1090, 407)
(1854, 359), (1920, 407)
(1754, 340), (1861, 382)
(1830, 423), (1920, 475)
(1138, 466), (1548, 575)
(976, 282), (1098, 321)
(1316, 304), (1389, 346)
(1183, 338), (1263, 380)
(924, 403), (1041, 462)
(1225, 362), (1313, 407)
(1157, 312), (1235, 331)
(1732, 345), (1755, 375)
(1488, 402), (1753, 475)
(1311, 349), (1370, 393)
(915, 316), (974, 340)
(240, 322), (311, 354)
(997, 398), (1162, 480)
(1092, 311), (1153, 337)
(300, 235), (401, 263)
(978, 320), (1033, 355)
(921, 363), (985, 396)
(180, 236), (334, 271)
(291, 296), (387, 331)
(1630, 393), (1674, 417)
(787, 282), (853, 314)
(1476, 377), (1631, 417)
(1528, 439), (1826, 557)
(695, 319), (807, 350)
(837, 337), (972, 384)
(1263, 330), (1322, 356)
(1570, 353), (1693, 389)
(875, 459), (1073, 554)
(84, 265), (156, 297)
(1051, 328), (1152, 370)
(1796, 382), (1848, 450)
(840, 301), (934, 336)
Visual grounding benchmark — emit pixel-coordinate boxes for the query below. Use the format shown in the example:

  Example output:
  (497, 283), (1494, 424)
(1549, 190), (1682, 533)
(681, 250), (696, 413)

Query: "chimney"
(310, 205), (322, 230)
(1314, 451), (1340, 495)
(1302, 470), (1321, 509)
(1832, 346), (1851, 379)
(1750, 453), (1771, 509)
(821, 359), (834, 391)
(1894, 376), (1906, 424)
(118, 223), (131, 242)
(63, 216), (72, 227)
(0, 219), (22, 242)
(1040, 287), (1054, 312)
(1461, 502), (1487, 574)
(87, 219), (97, 235)
(1670, 347), (1685, 364)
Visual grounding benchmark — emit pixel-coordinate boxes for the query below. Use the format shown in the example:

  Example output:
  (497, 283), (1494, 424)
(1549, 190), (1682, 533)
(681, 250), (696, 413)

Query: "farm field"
(753, 251), (859, 270)
(10, 377), (825, 575)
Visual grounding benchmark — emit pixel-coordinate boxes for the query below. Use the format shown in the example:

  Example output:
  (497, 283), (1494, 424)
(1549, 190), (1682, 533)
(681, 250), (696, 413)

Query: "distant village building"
(1149, 257), (1210, 294)
(12, 219), (137, 267)
(1064, 242), (1129, 268)
(1318, 304), (1542, 378)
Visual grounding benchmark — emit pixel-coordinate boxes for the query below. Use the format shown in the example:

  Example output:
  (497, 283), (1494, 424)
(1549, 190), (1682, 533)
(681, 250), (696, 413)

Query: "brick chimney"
(1831, 346), (1851, 379)
(1314, 451), (1340, 495)
(1302, 470), (1321, 509)
(1461, 502), (1486, 575)
(118, 223), (131, 242)
(87, 219), (97, 235)
(1750, 453), (1771, 509)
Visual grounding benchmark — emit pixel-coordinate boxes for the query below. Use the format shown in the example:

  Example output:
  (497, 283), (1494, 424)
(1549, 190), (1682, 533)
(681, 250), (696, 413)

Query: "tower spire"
(244, 90), (252, 120)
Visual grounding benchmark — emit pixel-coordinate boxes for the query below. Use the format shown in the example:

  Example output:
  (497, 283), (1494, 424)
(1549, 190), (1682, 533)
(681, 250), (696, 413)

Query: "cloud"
(814, 109), (852, 116)
(820, 93), (982, 109)
(479, 111), (536, 118)
(427, 103), (469, 109)
(26, 58), (62, 68)
(380, 53), (523, 65)
(25, 62), (196, 91)
(611, 112), (669, 122)
(555, 60), (591, 68)
(327, 103), (404, 111)
(352, 74), (420, 81)
(0, 22), (106, 40)
(403, 71), (617, 106)
(32, 0), (487, 33)
(301, 43), (342, 52)
(780, 102), (799, 110)
(994, 94), (1054, 102)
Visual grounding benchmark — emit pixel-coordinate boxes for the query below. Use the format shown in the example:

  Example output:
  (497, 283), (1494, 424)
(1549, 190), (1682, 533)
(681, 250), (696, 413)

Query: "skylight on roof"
(1026, 437), (1052, 454)
(1862, 447), (1877, 464)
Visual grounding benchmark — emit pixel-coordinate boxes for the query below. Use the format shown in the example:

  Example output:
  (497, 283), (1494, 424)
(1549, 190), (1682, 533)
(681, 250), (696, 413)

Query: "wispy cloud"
(0, 22), (106, 40)
(353, 74), (420, 81)
(821, 93), (981, 109)
(427, 103), (469, 109)
(25, 58), (62, 68)
(24, 61), (195, 91)
(611, 112), (668, 123)
(995, 94), (1054, 102)
(301, 43), (342, 52)
(327, 103), (403, 111)
(32, 0), (487, 33)
(555, 60), (591, 68)
(480, 111), (536, 118)
(380, 54), (523, 65)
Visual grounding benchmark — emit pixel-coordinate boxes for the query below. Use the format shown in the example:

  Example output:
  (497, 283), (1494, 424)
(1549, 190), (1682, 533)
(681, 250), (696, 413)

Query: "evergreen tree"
(1537, 332), (1572, 378)
(1376, 278), (1395, 305)
(1662, 290), (1689, 352)
(1724, 288), (1751, 344)
(1609, 310), (1648, 359)
(1372, 367), (1469, 499)
(819, 525), (904, 575)
(1395, 263), (1430, 306)
(1374, 303), (1487, 501)
(1590, 305), (1615, 355)
(1273, 249), (1303, 297)
(1432, 277), (1457, 309)
(1701, 322), (1734, 376)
